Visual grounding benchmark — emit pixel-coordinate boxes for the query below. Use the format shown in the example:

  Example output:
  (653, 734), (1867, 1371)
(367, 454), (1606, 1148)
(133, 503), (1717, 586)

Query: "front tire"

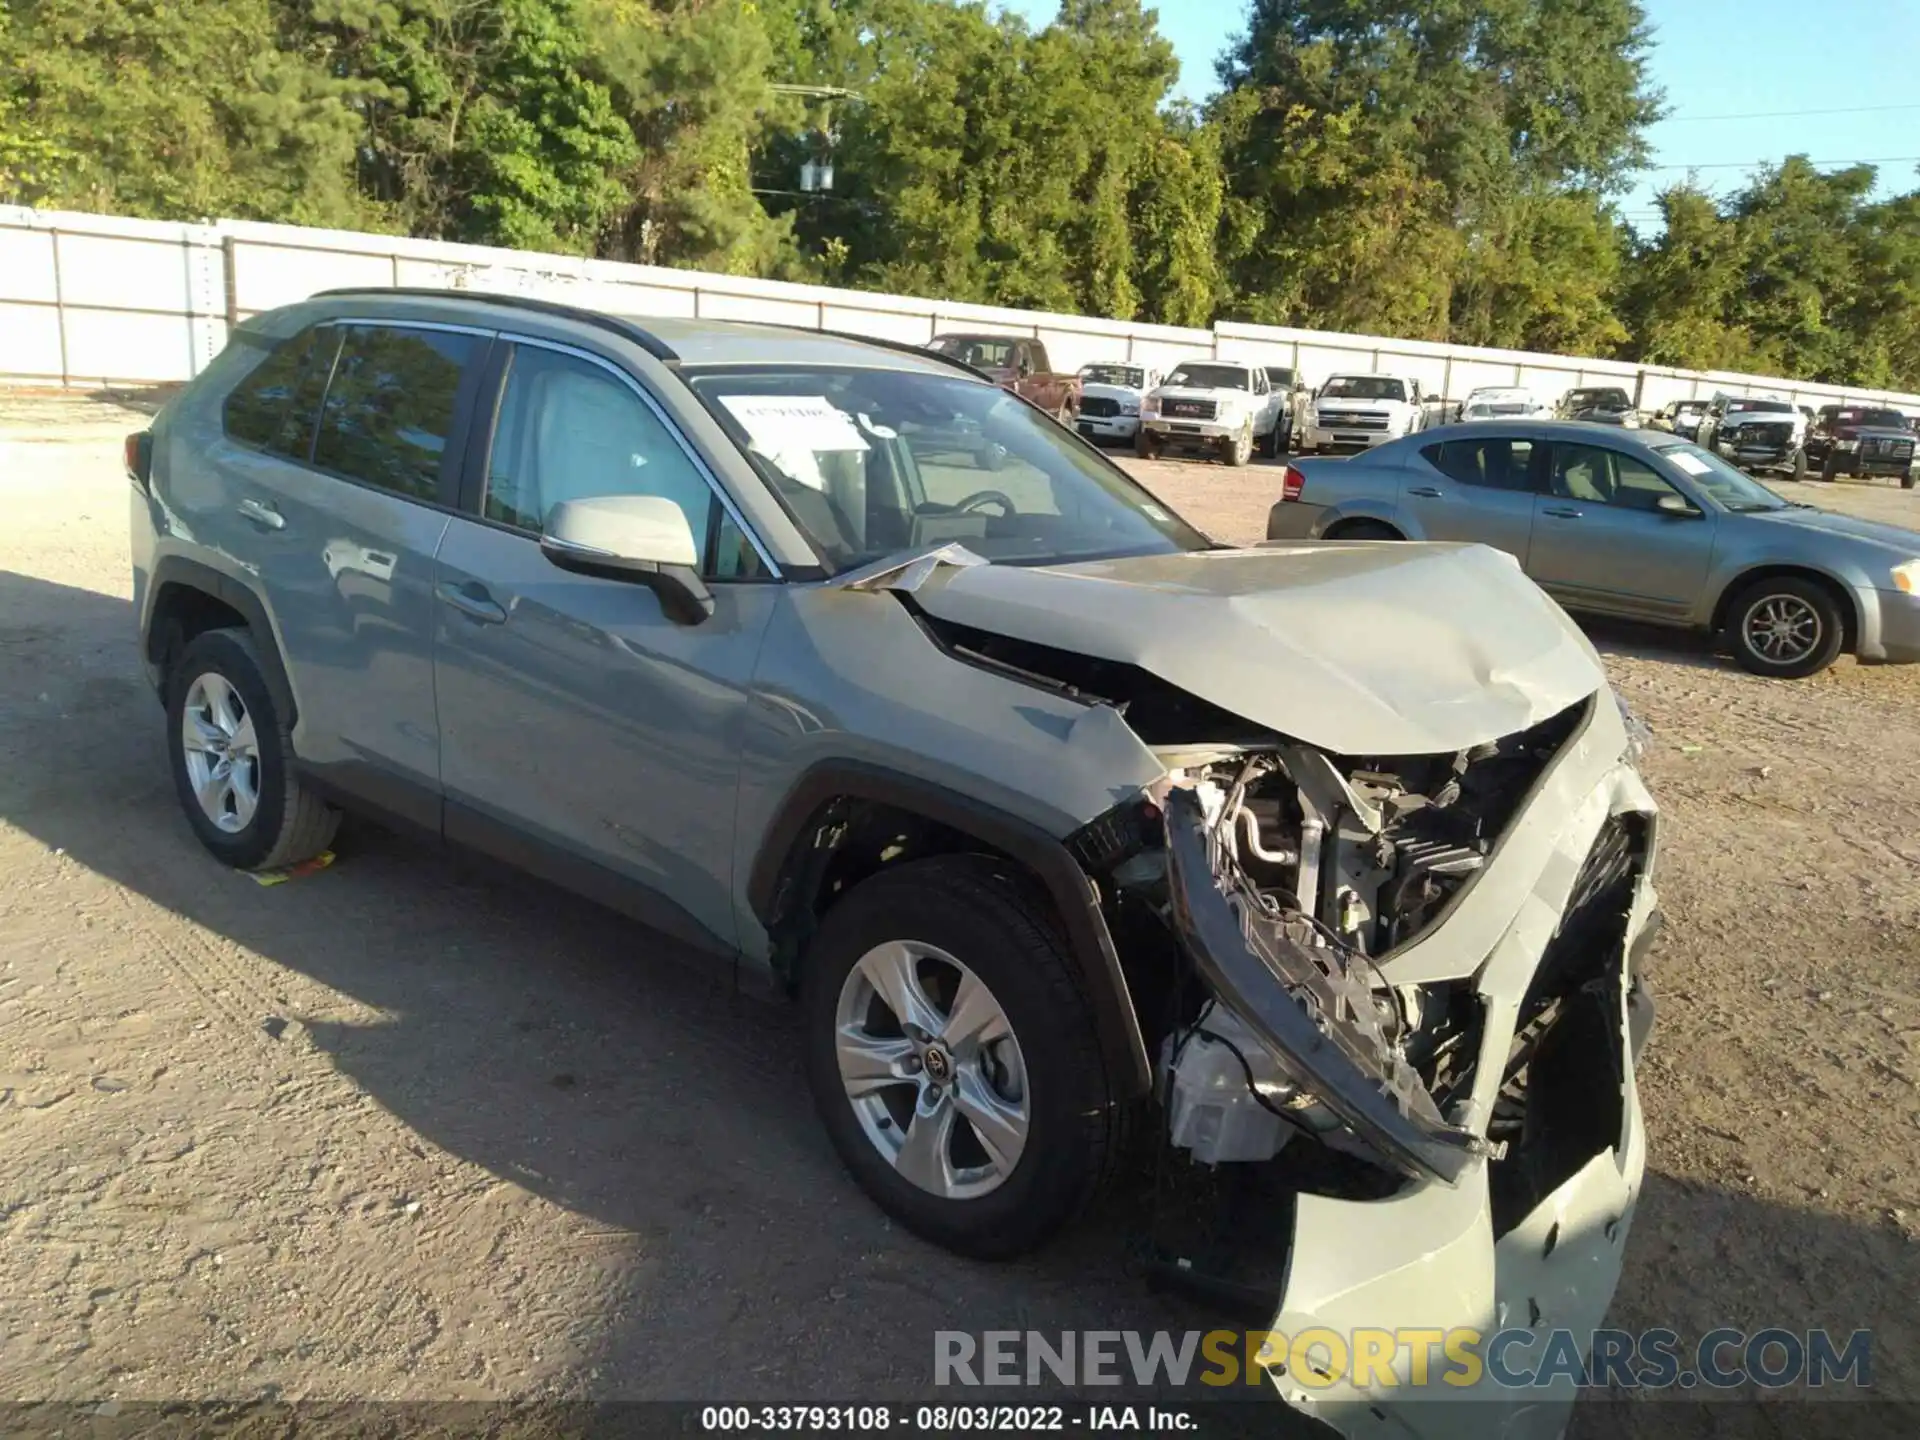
(1223, 421), (1253, 467)
(800, 857), (1120, 1260)
(1821, 452), (1841, 483)
(167, 628), (339, 869)
(1134, 430), (1159, 461)
(1789, 447), (1807, 482)
(1725, 577), (1846, 679)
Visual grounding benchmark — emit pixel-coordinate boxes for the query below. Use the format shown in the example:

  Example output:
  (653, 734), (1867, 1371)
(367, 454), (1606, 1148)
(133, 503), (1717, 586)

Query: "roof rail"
(311, 286), (678, 362)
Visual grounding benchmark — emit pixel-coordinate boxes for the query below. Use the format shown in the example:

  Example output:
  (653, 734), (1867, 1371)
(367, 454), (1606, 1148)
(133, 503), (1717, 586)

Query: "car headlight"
(1121, 401), (1140, 416)
(1623, 414), (1640, 428)
(1837, 438), (1859, 451)
(1143, 397), (1160, 418)
(1893, 560), (1920, 594)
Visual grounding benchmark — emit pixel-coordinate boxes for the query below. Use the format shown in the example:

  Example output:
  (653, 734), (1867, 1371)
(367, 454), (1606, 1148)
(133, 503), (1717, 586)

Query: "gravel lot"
(2, 392), (1916, 1427)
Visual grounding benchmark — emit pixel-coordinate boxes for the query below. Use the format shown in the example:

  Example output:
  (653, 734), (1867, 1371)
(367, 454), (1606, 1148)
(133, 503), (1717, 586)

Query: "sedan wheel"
(1727, 577), (1845, 679)
(834, 940), (1029, 1201)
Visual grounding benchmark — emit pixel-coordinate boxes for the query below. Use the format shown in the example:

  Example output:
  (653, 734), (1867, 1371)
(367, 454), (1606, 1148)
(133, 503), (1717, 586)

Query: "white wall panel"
(55, 233), (192, 312)
(63, 307), (192, 383)
(0, 302), (65, 378)
(231, 244), (394, 314)
(0, 228), (58, 303)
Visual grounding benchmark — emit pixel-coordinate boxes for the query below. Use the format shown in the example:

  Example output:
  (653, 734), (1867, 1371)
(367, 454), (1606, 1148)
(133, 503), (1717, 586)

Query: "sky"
(999, 0), (1920, 227)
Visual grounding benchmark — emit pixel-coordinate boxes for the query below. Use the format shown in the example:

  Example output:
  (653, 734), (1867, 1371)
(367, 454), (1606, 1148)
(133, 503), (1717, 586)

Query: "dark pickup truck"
(1805, 405), (1918, 487)
(927, 334), (1081, 422)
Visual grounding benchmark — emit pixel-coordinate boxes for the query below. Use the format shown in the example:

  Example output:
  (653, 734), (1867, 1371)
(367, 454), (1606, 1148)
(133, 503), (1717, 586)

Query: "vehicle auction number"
(700, 1405), (1069, 1431)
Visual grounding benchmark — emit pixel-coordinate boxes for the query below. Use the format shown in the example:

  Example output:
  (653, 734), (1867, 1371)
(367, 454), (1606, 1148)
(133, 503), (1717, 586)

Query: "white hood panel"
(914, 545), (1605, 754)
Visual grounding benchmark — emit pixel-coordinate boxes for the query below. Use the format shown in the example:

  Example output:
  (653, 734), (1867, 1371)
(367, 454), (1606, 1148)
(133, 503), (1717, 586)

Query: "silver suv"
(131, 291), (1660, 1429)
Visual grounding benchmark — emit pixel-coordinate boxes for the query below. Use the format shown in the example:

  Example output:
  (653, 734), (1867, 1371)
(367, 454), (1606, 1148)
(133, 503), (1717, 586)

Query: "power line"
(1661, 102), (1920, 123)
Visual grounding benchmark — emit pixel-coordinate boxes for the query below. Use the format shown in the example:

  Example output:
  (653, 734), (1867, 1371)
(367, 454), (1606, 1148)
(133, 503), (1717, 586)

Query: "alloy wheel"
(1743, 594), (1822, 666)
(833, 940), (1030, 1200)
(180, 672), (261, 833)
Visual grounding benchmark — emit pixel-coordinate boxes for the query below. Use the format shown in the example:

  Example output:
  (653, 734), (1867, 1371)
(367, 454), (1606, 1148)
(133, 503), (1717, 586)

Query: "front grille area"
(1079, 396), (1121, 419)
(1864, 437), (1915, 460)
(1162, 398), (1216, 420)
(1732, 422), (1795, 447)
(1318, 411), (1390, 430)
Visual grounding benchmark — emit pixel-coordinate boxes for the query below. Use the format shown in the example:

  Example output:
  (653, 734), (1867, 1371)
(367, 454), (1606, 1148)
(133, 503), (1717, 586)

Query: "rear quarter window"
(221, 326), (340, 460)
(310, 325), (483, 501)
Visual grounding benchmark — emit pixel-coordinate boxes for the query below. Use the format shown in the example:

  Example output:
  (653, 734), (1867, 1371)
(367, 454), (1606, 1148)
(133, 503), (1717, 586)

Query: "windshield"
(1164, 363), (1250, 391)
(1264, 367), (1295, 387)
(929, 336), (1015, 369)
(1833, 408), (1908, 427)
(1080, 364), (1145, 389)
(1320, 376), (1408, 402)
(1727, 399), (1791, 414)
(1466, 389), (1531, 407)
(1569, 389), (1631, 408)
(685, 366), (1209, 573)
(1654, 443), (1789, 512)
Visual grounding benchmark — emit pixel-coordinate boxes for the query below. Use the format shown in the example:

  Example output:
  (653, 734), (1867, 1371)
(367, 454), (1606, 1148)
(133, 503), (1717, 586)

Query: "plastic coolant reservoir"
(1161, 1006), (1296, 1165)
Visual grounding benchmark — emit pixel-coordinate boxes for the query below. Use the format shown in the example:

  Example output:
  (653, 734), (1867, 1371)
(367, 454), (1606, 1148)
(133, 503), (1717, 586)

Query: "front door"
(1526, 440), (1716, 620)
(431, 339), (781, 954)
(1399, 434), (1540, 562)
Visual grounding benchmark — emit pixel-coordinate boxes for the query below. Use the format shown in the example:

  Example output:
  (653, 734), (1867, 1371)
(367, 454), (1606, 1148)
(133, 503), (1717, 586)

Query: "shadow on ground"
(0, 566), (1908, 1428)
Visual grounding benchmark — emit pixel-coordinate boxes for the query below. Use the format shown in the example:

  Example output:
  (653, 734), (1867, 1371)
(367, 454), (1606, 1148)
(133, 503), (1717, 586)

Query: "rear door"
(217, 318), (491, 825)
(1527, 440), (1715, 619)
(430, 337), (782, 954)
(1399, 434), (1541, 562)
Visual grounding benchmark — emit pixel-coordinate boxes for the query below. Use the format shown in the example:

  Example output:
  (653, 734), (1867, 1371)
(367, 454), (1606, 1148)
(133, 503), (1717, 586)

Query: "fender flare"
(145, 555), (297, 725)
(748, 761), (1151, 1099)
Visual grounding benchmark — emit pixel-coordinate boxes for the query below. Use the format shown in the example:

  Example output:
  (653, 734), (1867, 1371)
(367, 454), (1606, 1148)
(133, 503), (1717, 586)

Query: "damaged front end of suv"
(884, 544), (1662, 1438)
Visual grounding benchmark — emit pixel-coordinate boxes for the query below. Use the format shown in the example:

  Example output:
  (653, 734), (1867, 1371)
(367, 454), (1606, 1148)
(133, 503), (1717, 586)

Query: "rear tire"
(801, 857), (1122, 1260)
(167, 628), (338, 870)
(1820, 452), (1841, 483)
(1325, 519), (1402, 542)
(1725, 577), (1846, 679)
(1134, 430), (1159, 461)
(1788, 448), (1807, 482)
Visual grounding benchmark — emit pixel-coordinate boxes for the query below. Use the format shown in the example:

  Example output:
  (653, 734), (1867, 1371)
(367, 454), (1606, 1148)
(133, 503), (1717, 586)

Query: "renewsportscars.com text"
(934, 1328), (1872, 1392)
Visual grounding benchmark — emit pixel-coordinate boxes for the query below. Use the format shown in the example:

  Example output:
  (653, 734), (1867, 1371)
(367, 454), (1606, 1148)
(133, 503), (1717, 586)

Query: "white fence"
(5, 204), (1919, 416)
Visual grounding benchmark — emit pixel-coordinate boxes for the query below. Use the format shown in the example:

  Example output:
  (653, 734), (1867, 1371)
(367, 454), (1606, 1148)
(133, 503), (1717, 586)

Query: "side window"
(483, 344), (716, 554)
(222, 325), (339, 460)
(1422, 437), (1536, 491)
(1548, 444), (1680, 512)
(311, 325), (481, 500)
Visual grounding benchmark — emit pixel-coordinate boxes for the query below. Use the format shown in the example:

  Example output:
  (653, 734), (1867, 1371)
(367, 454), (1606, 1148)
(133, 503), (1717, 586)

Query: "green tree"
(296, 0), (634, 253)
(0, 0), (375, 225)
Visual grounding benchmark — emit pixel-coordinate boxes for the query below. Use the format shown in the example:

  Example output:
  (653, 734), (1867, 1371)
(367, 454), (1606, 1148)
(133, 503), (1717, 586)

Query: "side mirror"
(540, 495), (714, 625)
(1655, 494), (1702, 518)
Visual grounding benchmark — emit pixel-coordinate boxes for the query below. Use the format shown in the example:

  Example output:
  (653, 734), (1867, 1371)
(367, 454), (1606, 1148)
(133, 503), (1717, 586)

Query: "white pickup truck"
(1297, 373), (1432, 454)
(1136, 359), (1286, 466)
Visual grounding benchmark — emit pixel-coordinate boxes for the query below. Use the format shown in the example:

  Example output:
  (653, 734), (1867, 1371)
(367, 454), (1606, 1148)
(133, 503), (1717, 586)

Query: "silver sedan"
(1266, 420), (1920, 678)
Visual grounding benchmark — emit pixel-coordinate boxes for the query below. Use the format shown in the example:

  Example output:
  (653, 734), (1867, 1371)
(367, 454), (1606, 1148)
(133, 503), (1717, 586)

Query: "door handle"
(1541, 506), (1584, 519)
(436, 581), (507, 625)
(1407, 486), (1443, 498)
(237, 497), (285, 531)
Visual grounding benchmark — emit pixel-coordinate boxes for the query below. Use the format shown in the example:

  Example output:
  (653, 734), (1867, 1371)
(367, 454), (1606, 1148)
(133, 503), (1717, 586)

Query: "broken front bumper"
(1164, 701), (1658, 1439)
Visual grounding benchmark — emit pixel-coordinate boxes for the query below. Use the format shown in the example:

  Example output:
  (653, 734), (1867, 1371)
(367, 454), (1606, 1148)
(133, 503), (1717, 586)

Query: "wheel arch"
(1711, 563), (1861, 653)
(146, 557), (298, 724)
(748, 761), (1151, 1098)
(1322, 515), (1408, 541)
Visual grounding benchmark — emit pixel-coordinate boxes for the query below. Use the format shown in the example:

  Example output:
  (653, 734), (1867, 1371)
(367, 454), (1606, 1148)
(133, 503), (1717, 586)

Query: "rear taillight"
(1280, 464), (1306, 502)
(125, 431), (152, 492)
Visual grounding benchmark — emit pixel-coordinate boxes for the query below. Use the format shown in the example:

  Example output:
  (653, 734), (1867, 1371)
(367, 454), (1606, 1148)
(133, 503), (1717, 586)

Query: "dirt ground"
(1, 391), (1915, 1428)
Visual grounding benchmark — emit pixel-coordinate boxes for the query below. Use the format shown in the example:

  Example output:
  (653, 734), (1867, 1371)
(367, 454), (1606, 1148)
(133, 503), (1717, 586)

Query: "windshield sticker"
(1669, 452), (1712, 475)
(719, 395), (870, 491)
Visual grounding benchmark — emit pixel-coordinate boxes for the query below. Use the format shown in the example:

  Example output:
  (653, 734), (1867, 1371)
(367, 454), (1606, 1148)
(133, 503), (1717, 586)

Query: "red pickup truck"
(927, 334), (1081, 423)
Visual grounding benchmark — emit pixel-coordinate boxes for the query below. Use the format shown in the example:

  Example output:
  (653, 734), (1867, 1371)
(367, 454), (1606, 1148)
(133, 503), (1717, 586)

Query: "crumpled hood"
(913, 544), (1605, 754)
(1747, 506), (1920, 559)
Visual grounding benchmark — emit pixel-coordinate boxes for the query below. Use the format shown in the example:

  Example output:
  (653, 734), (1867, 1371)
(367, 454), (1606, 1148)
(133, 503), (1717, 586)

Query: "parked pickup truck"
(1804, 404), (1918, 487)
(1136, 359), (1286, 466)
(1296, 373), (1432, 454)
(927, 334), (1080, 424)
